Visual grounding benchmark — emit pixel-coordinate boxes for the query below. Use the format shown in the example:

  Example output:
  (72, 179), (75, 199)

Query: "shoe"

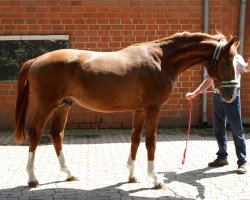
(208, 158), (229, 167)
(237, 163), (247, 174)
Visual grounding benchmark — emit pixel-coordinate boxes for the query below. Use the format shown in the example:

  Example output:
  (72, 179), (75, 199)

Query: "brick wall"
(0, 0), (249, 130)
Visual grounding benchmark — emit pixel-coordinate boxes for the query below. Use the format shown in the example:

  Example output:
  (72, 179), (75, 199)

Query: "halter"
(210, 41), (239, 88)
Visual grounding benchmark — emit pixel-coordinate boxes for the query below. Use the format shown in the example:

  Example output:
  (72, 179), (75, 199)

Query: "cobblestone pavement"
(0, 128), (249, 200)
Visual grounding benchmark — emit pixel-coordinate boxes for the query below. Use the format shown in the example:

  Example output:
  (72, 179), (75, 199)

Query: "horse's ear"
(224, 36), (239, 53)
(234, 40), (240, 49)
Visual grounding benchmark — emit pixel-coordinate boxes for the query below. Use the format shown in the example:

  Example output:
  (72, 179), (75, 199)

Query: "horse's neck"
(161, 38), (217, 74)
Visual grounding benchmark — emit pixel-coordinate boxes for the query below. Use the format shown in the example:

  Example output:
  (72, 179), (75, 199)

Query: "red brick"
(100, 25), (111, 30)
(85, 43), (97, 49)
(52, 25), (63, 31)
(96, 30), (108, 36)
(4, 25), (15, 30)
(106, 13), (118, 18)
(0, 84), (12, 90)
(0, 1), (9, 6)
(79, 124), (91, 129)
(100, 37), (111, 43)
(91, 123), (99, 129)
(67, 123), (79, 129)
(130, 1), (141, 6)
(25, 19), (37, 24)
(62, 19), (74, 25)
(65, 25), (76, 30)
(109, 19), (121, 25)
(71, 1), (81, 6)
(124, 25), (135, 30)
(97, 7), (109, 12)
(46, 13), (59, 19)
(29, 25), (40, 31)
(50, 19), (61, 24)
(133, 31), (144, 36)
(118, 13), (130, 19)
(112, 25), (123, 30)
(61, 7), (73, 12)
(0, 96), (6, 101)
(100, 123), (111, 129)
(25, 7), (37, 12)
(0, 6), (11, 12)
(110, 123), (122, 129)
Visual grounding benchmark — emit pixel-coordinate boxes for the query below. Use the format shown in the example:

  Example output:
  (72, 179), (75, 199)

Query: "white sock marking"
(58, 151), (72, 177)
(148, 160), (163, 185)
(26, 152), (37, 183)
(126, 151), (135, 178)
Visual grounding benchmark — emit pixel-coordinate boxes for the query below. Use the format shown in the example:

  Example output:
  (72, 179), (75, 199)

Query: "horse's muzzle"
(220, 87), (237, 103)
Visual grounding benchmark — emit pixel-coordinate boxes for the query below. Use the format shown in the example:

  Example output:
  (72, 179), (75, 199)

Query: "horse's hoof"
(28, 180), (39, 188)
(128, 176), (140, 183)
(153, 182), (167, 190)
(66, 176), (79, 181)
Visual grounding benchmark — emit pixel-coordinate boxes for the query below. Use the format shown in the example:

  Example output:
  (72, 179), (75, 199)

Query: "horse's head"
(207, 36), (240, 103)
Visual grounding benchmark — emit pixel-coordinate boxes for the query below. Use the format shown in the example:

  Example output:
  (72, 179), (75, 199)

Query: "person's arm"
(237, 54), (249, 73)
(185, 78), (213, 100)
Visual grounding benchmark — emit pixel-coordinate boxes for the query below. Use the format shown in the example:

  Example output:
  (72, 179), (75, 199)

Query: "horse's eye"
(224, 60), (231, 67)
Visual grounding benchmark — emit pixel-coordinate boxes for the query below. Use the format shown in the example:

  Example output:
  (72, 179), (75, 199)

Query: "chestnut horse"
(14, 32), (239, 189)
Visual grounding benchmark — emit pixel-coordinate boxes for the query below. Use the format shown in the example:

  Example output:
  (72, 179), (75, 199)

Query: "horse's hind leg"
(127, 110), (145, 183)
(145, 106), (166, 189)
(27, 105), (57, 187)
(49, 103), (78, 182)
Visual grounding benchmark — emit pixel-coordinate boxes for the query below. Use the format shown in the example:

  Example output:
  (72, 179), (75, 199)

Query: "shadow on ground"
(160, 167), (236, 200)
(0, 166), (238, 200)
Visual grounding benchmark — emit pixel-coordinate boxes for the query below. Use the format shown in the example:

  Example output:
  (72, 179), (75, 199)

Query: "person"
(185, 54), (249, 174)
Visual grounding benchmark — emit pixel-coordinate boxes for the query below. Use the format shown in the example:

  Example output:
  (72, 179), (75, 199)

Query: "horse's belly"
(72, 96), (142, 113)
(70, 72), (144, 112)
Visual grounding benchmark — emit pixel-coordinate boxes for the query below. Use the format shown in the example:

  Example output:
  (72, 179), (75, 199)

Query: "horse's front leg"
(49, 103), (78, 182)
(145, 106), (166, 189)
(127, 110), (145, 183)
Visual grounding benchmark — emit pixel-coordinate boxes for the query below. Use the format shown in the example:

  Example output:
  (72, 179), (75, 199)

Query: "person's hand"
(185, 92), (196, 100)
(244, 57), (250, 73)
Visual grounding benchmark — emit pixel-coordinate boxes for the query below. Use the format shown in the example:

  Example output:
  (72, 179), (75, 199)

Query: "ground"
(0, 128), (249, 200)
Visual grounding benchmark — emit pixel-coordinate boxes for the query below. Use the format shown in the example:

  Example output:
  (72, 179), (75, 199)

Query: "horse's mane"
(131, 31), (225, 47)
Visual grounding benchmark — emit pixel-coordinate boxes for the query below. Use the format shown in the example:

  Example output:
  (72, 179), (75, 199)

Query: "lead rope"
(182, 99), (192, 165)
(182, 90), (214, 165)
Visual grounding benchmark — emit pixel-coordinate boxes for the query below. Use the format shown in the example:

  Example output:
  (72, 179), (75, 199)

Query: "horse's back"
(28, 47), (144, 73)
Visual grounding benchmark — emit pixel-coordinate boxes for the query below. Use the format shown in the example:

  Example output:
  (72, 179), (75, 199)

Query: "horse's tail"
(14, 59), (35, 143)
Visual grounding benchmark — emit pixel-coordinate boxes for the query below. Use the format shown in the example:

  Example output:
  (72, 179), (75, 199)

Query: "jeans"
(213, 88), (247, 165)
